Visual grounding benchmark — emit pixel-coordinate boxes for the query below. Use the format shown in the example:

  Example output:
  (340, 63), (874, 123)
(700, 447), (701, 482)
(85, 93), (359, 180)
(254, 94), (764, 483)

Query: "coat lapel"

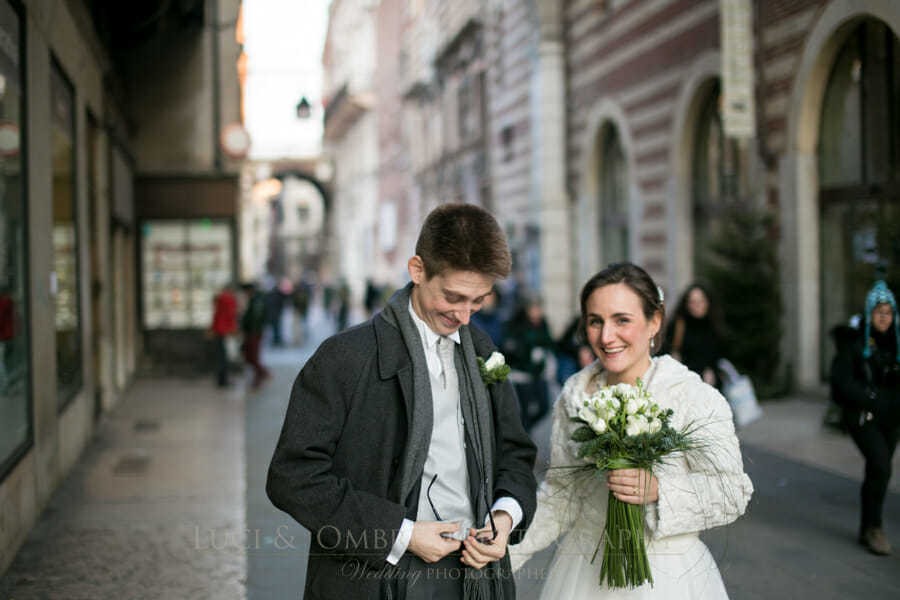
(374, 313), (414, 439)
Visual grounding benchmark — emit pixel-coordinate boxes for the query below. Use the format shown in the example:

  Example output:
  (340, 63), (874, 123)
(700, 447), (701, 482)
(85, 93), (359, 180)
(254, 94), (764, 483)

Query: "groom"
(267, 203), (538, 599)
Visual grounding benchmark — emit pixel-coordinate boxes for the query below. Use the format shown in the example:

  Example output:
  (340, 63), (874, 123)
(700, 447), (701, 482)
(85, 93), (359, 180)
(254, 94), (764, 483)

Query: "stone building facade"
(327, 0), (900, 389)
(322, 0), (380, 311)
(547, 0), (900, 388)
(373, 0), (412, 286)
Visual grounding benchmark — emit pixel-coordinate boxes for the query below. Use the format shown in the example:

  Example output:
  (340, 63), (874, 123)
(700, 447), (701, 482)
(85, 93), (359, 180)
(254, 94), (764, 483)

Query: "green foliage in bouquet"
(561, 379), (699, 589)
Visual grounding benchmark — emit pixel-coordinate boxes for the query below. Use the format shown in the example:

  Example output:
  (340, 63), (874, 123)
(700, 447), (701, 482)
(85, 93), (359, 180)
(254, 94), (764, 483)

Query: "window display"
(142, 219), (233, 329)
(0, 0), (29, 478)
(51, 58), (82, 410)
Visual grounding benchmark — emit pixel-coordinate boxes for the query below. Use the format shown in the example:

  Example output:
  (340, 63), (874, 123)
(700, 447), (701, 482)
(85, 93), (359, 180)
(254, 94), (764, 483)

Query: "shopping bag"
(224, 335), (241, 363)
(717, 358), (763, 428)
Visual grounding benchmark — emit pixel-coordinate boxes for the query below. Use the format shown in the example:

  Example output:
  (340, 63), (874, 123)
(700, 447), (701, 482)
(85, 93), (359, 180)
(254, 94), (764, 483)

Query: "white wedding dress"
(511, 355), (753, 599)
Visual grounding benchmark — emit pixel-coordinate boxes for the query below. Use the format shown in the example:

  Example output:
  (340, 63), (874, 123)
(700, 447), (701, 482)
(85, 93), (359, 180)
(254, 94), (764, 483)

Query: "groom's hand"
(461, 511), (513, 569)
(408, 521), (462, 563)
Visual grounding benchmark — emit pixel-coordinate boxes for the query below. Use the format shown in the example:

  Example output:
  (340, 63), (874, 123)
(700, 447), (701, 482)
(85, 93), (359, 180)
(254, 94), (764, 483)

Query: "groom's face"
(409, 257), (494, 336)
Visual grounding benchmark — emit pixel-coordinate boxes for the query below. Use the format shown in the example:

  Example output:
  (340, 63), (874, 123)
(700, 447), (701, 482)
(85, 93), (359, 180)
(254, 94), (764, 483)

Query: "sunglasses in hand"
(428, 473), (498, 545)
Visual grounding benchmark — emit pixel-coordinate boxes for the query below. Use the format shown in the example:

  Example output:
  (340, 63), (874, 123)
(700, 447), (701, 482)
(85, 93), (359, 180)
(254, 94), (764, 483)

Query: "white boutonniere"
(477, 351), (511, 386)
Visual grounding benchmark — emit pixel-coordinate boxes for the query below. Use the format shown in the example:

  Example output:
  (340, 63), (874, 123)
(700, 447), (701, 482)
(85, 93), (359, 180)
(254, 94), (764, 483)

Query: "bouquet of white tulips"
(565, 378), (697, 589)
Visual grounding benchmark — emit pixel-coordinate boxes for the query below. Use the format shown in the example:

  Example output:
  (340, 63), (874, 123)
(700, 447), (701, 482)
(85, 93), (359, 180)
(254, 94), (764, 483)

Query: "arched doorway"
(818, 18), (900, 373)
(691, 80), (747, 276)
(576, 100), (637, 287)
(598, 123), (629, 264)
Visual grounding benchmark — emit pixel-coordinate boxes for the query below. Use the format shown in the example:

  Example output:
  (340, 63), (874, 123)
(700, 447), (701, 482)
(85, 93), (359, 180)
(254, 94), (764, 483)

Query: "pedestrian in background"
(336, 278), (351, 331)
(503, 294), (555, 431)
(555, 314), (595, 387)
(470, 286), (504, 347)
(266, 278), (291, 347)
(241, 282), (271, 388)
(364, 278), (382, 318)
(662, 283), (725, 388)
(210, 283), (238, 387)
(830, 280), (900, 556)
(291, 275), (313, 345)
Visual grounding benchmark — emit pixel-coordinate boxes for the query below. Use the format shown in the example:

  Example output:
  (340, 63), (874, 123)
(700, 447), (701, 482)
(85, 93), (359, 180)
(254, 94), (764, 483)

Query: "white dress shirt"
(386, 301), (523, 564)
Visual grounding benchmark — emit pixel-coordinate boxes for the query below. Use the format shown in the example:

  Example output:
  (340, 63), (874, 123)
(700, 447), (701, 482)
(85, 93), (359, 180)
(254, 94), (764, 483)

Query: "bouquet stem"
(597, 490), (653, 589)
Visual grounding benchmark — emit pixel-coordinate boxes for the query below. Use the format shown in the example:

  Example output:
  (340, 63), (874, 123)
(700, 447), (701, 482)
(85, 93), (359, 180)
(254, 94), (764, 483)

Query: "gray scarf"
(380, 283), (504, 600)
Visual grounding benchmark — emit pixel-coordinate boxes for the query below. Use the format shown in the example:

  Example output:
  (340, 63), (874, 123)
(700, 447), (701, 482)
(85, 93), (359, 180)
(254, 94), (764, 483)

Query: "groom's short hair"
(415, 203), (511, 280)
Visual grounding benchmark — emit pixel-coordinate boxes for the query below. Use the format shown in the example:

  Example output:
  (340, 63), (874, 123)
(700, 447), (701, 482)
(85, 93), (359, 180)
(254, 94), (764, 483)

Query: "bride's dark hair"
(578, 262), (666, 351)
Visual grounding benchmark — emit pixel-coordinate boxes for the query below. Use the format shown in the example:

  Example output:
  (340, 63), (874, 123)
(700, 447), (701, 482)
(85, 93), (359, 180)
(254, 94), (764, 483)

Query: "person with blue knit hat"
(830, 280), (900, 555)
(862, 281), (900, 361)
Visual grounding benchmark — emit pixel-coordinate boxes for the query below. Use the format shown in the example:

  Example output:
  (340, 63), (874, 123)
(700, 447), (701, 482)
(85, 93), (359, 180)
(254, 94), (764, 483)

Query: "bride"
(511, 263), (753, 599)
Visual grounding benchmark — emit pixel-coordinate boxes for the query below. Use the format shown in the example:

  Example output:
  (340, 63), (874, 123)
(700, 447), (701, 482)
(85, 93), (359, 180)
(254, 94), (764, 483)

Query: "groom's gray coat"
(266, 309), (538, 600)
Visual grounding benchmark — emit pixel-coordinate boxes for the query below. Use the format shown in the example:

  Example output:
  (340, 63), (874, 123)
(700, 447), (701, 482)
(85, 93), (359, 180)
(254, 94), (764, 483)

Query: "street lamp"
(296, 95), (312, 119)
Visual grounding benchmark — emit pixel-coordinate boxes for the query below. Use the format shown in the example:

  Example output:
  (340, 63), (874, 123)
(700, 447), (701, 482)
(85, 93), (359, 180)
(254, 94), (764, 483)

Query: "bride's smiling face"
(584, 283), (661, 385)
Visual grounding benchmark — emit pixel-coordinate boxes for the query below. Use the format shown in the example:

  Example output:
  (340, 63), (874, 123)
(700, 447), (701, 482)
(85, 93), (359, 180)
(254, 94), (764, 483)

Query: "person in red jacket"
(211, 283), (238, 387)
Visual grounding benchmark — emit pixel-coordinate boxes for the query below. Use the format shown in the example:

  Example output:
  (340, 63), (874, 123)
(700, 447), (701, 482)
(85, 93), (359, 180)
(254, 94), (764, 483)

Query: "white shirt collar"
(408, 299), (460, 348)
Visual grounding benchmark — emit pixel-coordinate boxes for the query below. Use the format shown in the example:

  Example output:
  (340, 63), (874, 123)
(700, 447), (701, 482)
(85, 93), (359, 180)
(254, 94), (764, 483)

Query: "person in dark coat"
(265, 279), (291, 346)
(830, 280), (900, 556)
(662, 283), (724, 388)
(266, 204), (537, 600)
(241, 282), (270, 388)
(554, 315), (595, 387)
(336, 278), (351, 331)
(502, 295), (556, 432)
(470, 286), (503, 347)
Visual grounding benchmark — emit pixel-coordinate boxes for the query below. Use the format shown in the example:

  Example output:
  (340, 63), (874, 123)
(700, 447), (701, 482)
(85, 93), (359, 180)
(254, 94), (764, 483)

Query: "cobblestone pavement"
(0, 377), (247, 600)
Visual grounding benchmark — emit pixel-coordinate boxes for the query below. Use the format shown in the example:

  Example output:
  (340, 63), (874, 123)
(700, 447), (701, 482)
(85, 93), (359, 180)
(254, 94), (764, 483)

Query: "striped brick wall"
(565, 0), (722, 281)
(435, 0), (482, 49)
(755, 0), (828, 215)
(757, 1), (825, 156)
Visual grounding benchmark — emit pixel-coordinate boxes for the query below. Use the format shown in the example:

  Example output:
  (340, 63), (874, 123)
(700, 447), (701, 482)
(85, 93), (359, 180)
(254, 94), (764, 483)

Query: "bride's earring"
(650, 337), (655, 350)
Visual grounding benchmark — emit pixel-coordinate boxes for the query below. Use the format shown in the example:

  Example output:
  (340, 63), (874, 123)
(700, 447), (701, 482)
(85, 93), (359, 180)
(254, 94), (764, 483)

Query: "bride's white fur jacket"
(511, 354), (754, 572)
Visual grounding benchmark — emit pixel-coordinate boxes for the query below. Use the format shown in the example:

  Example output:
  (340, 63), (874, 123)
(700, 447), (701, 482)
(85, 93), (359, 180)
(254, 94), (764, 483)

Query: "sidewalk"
(737, 389), (900, 493)
(0, 376), (247, 599)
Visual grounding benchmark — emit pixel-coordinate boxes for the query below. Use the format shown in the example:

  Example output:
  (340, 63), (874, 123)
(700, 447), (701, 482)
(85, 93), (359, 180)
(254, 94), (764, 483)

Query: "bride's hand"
(607, 468), (658, 504)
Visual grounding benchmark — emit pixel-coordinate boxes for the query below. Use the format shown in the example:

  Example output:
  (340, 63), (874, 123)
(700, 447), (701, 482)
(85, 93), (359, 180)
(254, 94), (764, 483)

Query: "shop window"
(141, 219), (234, 329)
(0, 0), (29, 478)
(598, 124), (629, 263)
(51, 59), (82, 410)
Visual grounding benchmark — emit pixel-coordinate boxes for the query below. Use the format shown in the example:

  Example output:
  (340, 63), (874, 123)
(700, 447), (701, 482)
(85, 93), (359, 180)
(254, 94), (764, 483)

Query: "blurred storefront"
(0, 0), (142, 574)
(136, 178), (238, 373)
(0, 0), (244, 574)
